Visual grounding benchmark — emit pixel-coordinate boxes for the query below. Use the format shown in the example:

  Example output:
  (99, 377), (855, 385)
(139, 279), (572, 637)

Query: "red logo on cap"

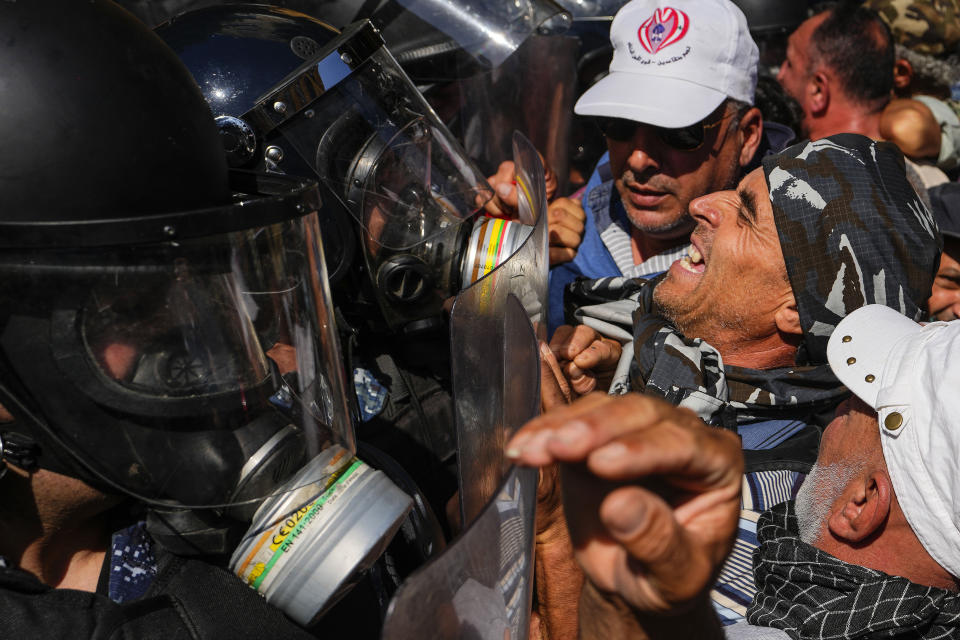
(638, 7), (689, 54)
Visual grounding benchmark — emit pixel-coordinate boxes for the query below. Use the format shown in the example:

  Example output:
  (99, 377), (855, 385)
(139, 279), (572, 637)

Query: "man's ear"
(892, 58), (913, 94)
(827, 470), (892, 543)
(737, 107), (764, 168)
(808, 70), (830, 116)
(774, 297), (803, 337)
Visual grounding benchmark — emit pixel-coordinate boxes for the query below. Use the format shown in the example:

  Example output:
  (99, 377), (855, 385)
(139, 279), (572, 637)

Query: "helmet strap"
(0, 431), (40, 478)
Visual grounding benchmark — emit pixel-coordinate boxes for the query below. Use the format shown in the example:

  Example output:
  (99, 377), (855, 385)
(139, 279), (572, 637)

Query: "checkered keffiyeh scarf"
(747, 502), (960, 639)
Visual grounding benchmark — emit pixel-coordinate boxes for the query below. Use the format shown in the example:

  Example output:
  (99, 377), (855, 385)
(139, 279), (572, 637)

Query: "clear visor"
(393, 0), (571, 67)
(551, 0), (623, 19)
(82, 270), (268, 397)
(45, 213), (356, 508)
(278, 46), (493, 251)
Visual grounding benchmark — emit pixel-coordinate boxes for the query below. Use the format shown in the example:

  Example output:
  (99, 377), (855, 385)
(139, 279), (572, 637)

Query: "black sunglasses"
(594, 112), (734, 151)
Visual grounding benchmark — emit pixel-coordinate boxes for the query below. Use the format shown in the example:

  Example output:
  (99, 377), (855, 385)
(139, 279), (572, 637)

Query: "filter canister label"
(235, 458), (366, 592)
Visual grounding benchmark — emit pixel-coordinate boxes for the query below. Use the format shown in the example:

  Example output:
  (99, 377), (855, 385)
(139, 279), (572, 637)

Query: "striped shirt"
(711, 419), (809, 626)
(588, 179), (689, 279)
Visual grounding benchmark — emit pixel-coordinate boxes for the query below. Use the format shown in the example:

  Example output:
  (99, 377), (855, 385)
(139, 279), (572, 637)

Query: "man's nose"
(689, 192), (724, 228)
(949, 294), (960, 321)
(624, 127), (661, 175)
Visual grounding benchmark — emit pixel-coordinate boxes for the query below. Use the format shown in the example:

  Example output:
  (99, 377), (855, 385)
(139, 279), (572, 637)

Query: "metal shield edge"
(380, 295), (539, 640)
(380, 132), (548, 640)
(454, 131), (548, 524)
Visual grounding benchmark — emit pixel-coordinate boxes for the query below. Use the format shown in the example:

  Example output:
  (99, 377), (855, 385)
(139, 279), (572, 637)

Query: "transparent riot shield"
(380, 132), (548, 640)
(392, 0), (570, 68)
(553, 0), (625, 19)
(454, 132), (548, 523)
(380, 299), (538, 640)
(450, 34), (579, 194)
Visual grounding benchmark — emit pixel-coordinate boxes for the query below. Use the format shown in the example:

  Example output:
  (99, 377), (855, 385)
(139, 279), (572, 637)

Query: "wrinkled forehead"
(739, 167), (768, 199)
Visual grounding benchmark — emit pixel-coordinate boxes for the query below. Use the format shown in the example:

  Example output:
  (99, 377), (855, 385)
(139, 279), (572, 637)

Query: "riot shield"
(451, 34), (579, 193)
(380, 132), (548, 640)
(553, 0), (625, 18)
(380, 300), (538, 640)
(392, 0), (570, 68)
(453, 132), (548, 524)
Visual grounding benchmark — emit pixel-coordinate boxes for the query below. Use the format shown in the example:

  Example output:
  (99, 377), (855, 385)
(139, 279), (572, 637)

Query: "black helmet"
(157, 6), (507, 334)
(0, 0), (356, 511)
(157, 5), (360, 287)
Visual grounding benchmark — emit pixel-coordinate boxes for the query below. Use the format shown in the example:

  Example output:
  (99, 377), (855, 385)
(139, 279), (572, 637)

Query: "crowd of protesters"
(1, 0), (958, 638)
(513, 0), (960, 638)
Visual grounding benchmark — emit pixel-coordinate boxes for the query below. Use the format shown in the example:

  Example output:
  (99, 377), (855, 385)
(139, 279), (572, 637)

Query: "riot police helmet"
(0, 0), (357, 512)
(156, 6), (525, 334)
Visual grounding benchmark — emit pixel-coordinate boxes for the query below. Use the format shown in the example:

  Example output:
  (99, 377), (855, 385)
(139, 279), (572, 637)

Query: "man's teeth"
(678, 256), (699, 273)
(678, 245), (706, 274)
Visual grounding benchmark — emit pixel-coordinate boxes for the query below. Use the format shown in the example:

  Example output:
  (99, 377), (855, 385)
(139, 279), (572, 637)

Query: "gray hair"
(795, 458), (868, 544)
(726, 98), (753, 132)
(896, 44), (960, 92)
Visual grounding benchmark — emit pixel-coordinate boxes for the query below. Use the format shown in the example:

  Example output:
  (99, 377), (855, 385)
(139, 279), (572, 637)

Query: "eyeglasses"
(594, 111), (735, 151)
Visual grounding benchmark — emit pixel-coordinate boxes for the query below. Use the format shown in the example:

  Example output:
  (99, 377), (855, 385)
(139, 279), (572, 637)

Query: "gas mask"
(0, 173), (411, 624)
(158, 8), (535, 334)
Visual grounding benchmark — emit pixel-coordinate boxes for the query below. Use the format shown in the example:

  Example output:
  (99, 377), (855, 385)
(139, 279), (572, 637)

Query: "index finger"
(505, 392), (610, 466)
(506, 393), (693, 466)
(540, 341), (572, 411)
(571, 338), (621, 372)
(487, 161), (519, 209)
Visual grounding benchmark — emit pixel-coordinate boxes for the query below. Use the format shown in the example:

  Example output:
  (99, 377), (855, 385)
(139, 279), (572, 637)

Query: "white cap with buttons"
(827, 304), (960, 578)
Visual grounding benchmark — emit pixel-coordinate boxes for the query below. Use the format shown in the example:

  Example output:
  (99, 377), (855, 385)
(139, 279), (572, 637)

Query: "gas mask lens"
(83, 272), (269, 396)
(355, 117), (484, 251)
(277, 44), (492, 251)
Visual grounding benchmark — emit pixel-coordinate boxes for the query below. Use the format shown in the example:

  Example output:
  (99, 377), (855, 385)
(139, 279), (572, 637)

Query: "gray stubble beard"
(794, 460), (864, 544)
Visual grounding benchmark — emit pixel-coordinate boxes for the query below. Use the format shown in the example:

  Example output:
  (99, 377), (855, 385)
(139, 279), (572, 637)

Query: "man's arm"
(532, 342), (584, 639)
(507, 393), (743, 639)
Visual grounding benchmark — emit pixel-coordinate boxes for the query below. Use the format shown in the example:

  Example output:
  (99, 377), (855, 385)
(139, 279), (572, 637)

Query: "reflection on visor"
(348, 118), (482, 251)
(277, 46), (492, 251)
(83, 270), (269, 398)
(12, 213), (358, 510)
(395, 0), (570, 67)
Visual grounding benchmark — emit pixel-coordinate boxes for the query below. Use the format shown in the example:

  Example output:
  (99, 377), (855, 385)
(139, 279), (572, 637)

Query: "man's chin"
(624, 208), (694, 239)
(652, 277), (693, 329)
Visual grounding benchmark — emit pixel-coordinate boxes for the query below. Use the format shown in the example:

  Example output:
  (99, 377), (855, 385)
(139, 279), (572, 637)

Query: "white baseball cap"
(826, 305), (960, 578)
(575, 0), (759, 128)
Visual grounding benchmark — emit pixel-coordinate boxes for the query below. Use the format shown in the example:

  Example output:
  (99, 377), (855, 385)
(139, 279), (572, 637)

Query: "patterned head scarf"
(762, 134), (940, 365)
